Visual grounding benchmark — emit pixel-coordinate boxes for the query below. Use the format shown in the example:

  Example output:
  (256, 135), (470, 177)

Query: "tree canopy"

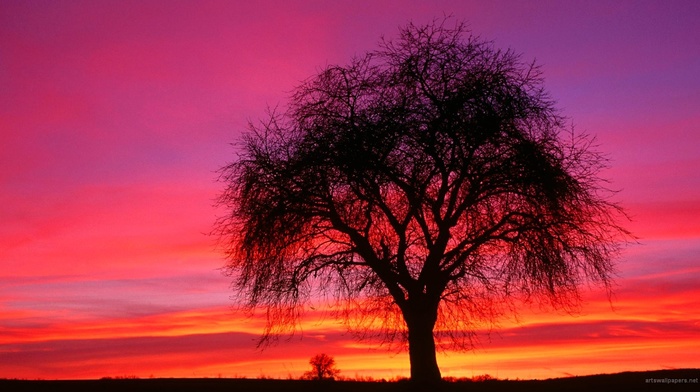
(217, 19), (629, 384)
(302, 353), (341, 380)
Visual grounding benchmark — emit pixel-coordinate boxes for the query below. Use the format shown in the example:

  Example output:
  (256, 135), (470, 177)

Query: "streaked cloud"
(1, 0), (698, 380)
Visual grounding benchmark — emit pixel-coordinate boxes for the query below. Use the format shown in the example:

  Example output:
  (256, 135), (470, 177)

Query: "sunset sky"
(2, 0), (699, 381)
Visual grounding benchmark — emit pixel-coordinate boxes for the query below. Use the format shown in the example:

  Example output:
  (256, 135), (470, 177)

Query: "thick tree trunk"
(405, 298), (441, 385)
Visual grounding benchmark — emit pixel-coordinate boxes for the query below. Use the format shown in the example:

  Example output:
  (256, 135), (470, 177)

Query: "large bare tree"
(217, 20), (629, 384)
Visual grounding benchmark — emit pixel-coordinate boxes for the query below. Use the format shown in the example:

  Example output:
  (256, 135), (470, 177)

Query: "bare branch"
(216, 17), (631, 384)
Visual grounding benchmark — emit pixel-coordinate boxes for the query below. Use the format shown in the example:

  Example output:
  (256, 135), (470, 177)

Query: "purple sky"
(1, 0), (699, 380)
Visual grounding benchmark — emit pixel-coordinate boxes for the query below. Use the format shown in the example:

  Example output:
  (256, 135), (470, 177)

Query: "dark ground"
(2, 369), (698, 391)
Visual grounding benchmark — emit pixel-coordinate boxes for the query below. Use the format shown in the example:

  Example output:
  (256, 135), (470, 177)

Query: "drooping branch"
(216, 20), (630, 366)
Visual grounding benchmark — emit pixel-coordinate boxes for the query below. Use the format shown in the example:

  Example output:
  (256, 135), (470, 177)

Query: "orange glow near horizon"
(2, 0), (699, 381)
(3, 283), (699, 380)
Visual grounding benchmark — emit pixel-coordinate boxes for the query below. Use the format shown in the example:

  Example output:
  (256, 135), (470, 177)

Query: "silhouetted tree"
(302, 353), (340, 380)
(217, 19), (629, 385)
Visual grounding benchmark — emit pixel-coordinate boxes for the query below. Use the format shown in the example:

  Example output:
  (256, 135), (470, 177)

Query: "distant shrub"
(301, 353), (341, 380)
(472, 374), (496, 382)
(443, 376), (472, 382)
(100, 375), (139, 380)
(349, 374), (388, 382)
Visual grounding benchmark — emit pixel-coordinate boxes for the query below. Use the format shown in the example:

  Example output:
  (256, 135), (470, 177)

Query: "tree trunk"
(405, 300), (441, 385)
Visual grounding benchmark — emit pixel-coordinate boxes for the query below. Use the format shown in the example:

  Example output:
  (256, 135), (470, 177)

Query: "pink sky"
(2, 0), (699, 380)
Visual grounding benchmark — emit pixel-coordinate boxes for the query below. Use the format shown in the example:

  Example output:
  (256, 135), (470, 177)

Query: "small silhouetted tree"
(217, 19), (629, 385)
(302, 353), (340, 380)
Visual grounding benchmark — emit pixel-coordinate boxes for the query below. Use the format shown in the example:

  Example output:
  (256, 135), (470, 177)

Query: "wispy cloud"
(1, 0), (699, 380)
